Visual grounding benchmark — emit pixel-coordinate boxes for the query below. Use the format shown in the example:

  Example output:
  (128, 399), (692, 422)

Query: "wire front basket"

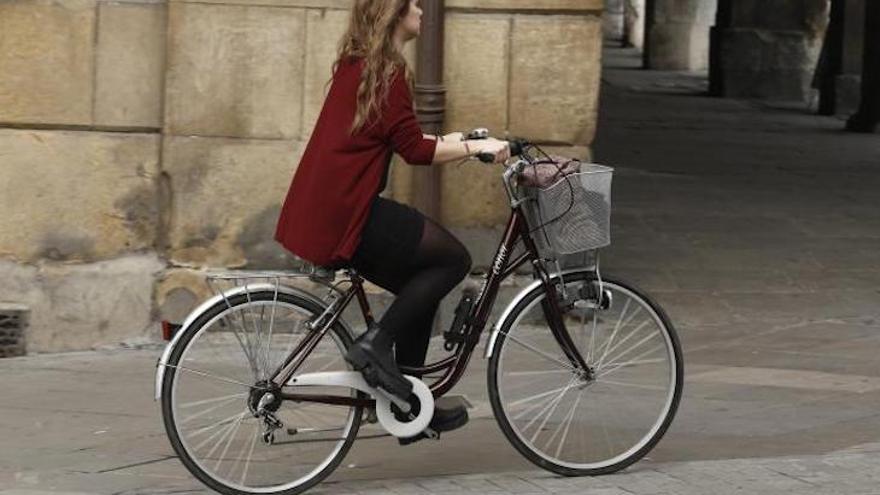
(520, 162), (613, 258)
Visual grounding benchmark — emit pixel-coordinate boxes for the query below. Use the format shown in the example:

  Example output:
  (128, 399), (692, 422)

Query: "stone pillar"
(836, 0), (864, 115)
(604, 0), (626, 42)
(709, 0), (830, 102)
(644, 0), (717, 70)
(846, 0), (880, 131)
(624, 0), (647, 50)
(816, 0), (845, 115)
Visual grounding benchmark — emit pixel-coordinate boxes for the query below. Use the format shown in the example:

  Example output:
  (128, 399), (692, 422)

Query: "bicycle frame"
(272, 202), (591, 409)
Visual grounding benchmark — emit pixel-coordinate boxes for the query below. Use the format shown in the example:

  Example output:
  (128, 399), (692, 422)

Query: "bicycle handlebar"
(464, 127), (528, 164)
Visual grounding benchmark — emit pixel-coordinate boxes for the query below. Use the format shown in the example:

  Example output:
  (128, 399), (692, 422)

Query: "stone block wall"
(0, 0), (605, 352)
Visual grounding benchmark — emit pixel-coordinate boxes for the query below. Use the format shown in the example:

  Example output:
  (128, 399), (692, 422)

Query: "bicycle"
(154, 133), (683, 495)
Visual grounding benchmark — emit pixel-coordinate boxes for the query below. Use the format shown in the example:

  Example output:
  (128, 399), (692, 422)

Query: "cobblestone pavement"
(311, 450), (880, 495)
(7, 448), (880, 494)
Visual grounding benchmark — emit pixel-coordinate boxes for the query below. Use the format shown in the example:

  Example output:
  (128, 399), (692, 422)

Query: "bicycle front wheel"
(488, 272), (683, 476)
(160, 289), (363, 495)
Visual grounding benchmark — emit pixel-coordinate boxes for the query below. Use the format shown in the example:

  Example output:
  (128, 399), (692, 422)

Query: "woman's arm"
(382, 71), (508, 164)
(432, 138), (509, 164)
(423, 132), (465, 142)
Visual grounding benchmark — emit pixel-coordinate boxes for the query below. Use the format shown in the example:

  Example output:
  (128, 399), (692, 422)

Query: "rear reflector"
(161, 320), (182, 341)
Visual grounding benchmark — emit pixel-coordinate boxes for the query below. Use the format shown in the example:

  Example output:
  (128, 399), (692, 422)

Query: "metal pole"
(413, 0), (445, 220)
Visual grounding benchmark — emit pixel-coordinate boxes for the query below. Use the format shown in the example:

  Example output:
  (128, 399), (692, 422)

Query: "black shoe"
(396, 402), (469, 446)
(345, 322), (413, 401)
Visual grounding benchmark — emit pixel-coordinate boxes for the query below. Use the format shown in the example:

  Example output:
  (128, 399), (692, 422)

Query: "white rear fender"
(154, 283), (354, 400)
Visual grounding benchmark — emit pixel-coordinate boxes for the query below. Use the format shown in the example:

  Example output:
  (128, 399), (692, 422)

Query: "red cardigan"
(274, 56), (438, 267)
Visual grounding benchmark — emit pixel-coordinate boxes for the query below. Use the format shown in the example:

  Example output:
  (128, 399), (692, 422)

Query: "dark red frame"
(272, 204), (590, 407)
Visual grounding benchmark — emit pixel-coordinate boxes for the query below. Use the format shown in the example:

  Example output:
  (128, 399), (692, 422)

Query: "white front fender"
(483, 268), (589, 359)
(154, 283), (353, 400)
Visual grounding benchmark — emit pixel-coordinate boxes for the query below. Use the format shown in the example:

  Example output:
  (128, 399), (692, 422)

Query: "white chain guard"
(288, 371), (434, 438)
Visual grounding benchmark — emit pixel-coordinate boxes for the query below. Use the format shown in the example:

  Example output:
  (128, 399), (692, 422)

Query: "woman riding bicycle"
(274, 0), (510, 444)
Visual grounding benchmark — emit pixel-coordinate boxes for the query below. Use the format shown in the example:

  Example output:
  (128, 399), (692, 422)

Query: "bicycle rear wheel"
(488, 271), (682, 476)
(160, 289), (363, 495)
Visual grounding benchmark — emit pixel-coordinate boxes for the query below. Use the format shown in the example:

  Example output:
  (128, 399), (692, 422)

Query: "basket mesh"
(522, 162), (613, 256)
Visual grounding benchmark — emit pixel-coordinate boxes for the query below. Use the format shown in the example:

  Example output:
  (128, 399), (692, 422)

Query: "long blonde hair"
(332, 0), (415, 135)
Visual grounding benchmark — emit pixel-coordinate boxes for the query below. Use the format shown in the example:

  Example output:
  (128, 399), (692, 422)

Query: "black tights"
(350, 216), (472, 374)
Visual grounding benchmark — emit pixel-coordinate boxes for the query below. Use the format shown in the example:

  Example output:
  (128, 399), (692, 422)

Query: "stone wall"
(0, 0), (604, 352)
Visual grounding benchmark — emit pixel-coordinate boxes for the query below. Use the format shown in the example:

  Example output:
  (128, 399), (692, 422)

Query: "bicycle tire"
(487, 271), (683, 476)
(160, 290), (364, 495)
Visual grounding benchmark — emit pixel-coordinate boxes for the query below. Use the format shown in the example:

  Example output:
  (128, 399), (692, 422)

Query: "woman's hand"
(469, 137), (510, 164)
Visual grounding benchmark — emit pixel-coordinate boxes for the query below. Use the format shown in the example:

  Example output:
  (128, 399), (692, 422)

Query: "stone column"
(644, 0), (717, 70)
(624, 0), (647, 51)
(605, 0), (626, 42)
(846, 0), (880, 132)
(709, 0), (830, 102)
(836, 0), (865, 115)
(816, 0), (845, 115)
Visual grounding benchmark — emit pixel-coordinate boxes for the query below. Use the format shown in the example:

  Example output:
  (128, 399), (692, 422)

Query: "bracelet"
(438, 134), (444, 142)
(464, 141), (471, 156)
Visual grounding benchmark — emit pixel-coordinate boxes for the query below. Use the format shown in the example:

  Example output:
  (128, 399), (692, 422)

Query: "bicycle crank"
(288, 371), (434, 438)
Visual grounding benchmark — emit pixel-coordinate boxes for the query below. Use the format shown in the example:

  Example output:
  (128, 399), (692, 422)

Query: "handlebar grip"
(476, 152), (495, 163)
(508, 139), (524, 157)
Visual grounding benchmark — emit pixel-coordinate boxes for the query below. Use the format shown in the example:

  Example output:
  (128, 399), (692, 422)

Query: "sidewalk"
(4, 348), (880, 495)
(2, 45), (880, 493)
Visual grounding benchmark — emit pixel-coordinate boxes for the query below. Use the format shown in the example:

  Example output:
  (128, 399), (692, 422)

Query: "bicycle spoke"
(221, 311), (259, 380)
(166, 364), (255, 389)
(596, 378), (666, 391)
(594, 299), (635, 367)
(505, 334), (577, 372)
(510, 381), (577, 411)
(273, 318), (308, 378)
(192, 411), (248, 453)
(181, 392), (249, 409)
(214, 412), (246, 470)
(508, 370), (570, 377)
(180, 395), (245, 425)
(237, 303), (262, 379)
(596, 318), (651, 370)
(521, 376), (577, 437)
(263, 281), (281, 381)
(224, 420), (252, 481)
(552, 389), (583, 459)
(240, 422), (259, 485)
(598, 336), (662, 378)
(205, 413), (245, 461)
(596, 396), (615, 460)
(598, 353), (666, 380)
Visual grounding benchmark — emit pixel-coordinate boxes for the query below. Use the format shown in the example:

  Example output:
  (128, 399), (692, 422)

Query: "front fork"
(534, 261), (596, 379)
